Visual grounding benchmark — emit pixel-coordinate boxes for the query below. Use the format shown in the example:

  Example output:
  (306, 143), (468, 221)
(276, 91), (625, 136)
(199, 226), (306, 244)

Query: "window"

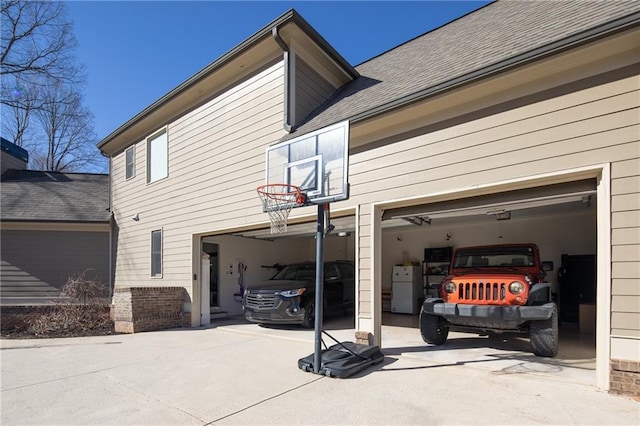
(125, 146), (135, 179)
(151, 229), (163, 277)
(147, 130), (168, 183)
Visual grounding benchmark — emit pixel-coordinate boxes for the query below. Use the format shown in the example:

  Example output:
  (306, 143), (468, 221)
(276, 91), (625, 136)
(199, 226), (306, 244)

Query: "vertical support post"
(313, 203), (325, 373)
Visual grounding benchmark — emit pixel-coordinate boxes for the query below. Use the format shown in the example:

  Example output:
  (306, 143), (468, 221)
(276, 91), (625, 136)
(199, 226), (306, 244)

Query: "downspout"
(272, 25), (294, 133)
(102, 151), (114, 300)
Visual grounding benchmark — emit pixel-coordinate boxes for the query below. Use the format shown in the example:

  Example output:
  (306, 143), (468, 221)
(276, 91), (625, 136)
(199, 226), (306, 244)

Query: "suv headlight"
(509, 281), (524, 295)
(280, 288), (306, 297)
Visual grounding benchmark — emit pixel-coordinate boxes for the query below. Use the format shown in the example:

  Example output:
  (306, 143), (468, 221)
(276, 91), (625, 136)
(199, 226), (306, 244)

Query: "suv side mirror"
(541, 261), (554, 272)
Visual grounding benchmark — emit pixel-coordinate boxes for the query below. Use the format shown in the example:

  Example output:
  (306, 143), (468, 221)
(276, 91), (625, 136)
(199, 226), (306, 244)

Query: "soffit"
(279, 23), (354, 89)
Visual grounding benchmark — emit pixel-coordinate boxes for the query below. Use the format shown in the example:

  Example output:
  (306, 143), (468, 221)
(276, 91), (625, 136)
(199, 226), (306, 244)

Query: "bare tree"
(1, 0), (80, 102)
(0, 81), (36, 147)
(1, 0), (105, 172)
(30, 81), (100, 172)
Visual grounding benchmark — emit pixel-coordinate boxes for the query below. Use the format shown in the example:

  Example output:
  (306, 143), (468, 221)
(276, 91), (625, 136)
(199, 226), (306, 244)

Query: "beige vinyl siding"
(295, 55), (335, 127)
(111, 61), (286, 296)
(349, 71), (639, 322)
(611, 147), (640, 338)
(0, 230), (110, 299)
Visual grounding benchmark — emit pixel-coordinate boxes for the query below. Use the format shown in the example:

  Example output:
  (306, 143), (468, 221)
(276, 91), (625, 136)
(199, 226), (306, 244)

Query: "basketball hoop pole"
(313, 203), (326, 374)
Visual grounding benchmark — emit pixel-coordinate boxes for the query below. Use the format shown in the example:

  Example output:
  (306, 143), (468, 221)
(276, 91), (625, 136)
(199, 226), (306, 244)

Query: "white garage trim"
(366, 163), (611, 391)
(596, 163), (612, 392)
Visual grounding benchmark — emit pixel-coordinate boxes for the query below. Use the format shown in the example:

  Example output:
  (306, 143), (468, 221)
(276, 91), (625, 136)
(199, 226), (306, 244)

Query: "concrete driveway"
(1, 319), (637, 425)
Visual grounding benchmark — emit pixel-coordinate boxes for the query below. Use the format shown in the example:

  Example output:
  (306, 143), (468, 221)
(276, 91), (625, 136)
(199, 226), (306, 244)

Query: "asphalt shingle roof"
(287, 0), (640, 139)
(1, 170), (110, 223)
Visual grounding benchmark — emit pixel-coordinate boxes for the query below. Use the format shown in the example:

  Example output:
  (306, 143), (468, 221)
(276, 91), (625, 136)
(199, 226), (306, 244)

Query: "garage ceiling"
(383, 179), (596, 228)
(232, 179), (596, 239)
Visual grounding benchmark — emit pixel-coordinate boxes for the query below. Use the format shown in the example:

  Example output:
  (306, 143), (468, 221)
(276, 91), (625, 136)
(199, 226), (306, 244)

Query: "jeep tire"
(529, 302), (559, 357)
(420, 311), (449, 345)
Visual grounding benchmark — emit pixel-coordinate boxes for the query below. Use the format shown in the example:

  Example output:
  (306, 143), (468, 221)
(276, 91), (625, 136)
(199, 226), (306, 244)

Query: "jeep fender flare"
(529, 282), (552, 302)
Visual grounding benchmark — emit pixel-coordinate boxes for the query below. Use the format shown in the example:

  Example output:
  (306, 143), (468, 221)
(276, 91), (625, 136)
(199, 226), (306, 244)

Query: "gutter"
(347, 12), (640, 126)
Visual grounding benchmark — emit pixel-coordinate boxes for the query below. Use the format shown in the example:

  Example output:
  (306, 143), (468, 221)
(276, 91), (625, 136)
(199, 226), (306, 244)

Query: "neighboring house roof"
(1, 137), (29, 163)
(285, 1), (640, 139)
(0, 170), (110, 223)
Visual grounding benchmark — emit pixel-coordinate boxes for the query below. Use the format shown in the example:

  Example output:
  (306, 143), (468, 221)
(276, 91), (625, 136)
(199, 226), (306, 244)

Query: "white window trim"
(151, 228), (163, 278)
(147, 127), (168, 184)
(125, 146), (136, 180)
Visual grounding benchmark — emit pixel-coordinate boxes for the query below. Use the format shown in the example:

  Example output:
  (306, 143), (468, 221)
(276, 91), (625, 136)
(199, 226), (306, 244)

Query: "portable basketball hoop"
(256, 184), (306, 234)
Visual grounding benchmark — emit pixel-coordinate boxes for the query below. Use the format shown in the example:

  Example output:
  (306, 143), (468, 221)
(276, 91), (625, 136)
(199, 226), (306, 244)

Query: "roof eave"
(97, 9), (358, 154)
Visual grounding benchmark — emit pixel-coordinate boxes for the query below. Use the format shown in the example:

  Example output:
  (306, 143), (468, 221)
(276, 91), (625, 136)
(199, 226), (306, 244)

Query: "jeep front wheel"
(420, 312), (449, 345)
(530, 303), (559, 357)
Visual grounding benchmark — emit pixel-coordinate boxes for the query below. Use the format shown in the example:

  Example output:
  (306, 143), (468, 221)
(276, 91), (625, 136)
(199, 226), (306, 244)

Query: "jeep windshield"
(452, 246), (536, 268)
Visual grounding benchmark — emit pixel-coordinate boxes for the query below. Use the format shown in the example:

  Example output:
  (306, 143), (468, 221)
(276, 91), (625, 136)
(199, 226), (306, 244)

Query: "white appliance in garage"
(391, 265), (421, 314)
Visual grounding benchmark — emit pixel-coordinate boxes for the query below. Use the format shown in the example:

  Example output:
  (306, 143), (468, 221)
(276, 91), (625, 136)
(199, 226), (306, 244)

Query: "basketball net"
(257, 184), (304, 234)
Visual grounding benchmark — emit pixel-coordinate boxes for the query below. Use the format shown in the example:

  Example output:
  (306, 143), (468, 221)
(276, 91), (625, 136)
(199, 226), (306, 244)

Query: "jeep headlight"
(280, 288), (306, 297)
(443, 281), (457, 294)
(509, 281), (524, 295)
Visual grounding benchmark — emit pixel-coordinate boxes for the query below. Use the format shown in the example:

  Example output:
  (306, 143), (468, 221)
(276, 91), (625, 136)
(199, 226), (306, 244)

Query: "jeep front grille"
(244, 291), (280, 309)
(457, 282), (506, 302)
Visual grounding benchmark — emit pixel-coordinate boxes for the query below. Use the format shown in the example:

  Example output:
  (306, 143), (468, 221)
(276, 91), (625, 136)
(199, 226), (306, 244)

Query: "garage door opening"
(378, 179), (597, 377)
(198, 215), (357, 332)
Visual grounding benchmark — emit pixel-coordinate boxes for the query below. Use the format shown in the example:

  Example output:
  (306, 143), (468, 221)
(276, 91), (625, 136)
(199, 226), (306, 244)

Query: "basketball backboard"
(265, 120), (349, 205)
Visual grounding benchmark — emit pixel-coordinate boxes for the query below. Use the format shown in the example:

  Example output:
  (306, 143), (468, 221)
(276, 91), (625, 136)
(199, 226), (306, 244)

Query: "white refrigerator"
(391, 266), (421, 314)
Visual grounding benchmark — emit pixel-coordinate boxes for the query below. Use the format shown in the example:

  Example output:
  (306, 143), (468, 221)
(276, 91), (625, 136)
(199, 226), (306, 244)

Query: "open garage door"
(377, 179), (597, 380)
(199, 215), (356, 328)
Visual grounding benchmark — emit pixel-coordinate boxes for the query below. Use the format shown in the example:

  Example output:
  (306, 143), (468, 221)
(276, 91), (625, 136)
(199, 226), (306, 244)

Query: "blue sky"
(65, 1), (490, 142)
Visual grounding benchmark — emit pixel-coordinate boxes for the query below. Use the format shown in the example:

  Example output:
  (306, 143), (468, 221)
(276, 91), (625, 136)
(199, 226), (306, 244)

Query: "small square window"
(151, 229), (162, 277)
(125, 146), (135, 180)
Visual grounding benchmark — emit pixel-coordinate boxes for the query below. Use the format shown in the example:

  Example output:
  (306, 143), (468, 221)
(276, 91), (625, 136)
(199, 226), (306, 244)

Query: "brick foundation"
(111, 287), (188, 333)
(355, 330), (374, 346)
(610, 359), (640, 399)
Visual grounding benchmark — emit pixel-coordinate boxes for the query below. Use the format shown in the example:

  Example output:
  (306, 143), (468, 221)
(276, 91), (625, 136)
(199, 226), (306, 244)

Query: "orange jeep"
(420, 243), (558, 357)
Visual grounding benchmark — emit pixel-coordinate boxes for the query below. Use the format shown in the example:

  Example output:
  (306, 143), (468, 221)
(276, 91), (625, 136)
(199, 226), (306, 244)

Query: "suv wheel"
(530, 302), (559, 357)
(302, 300), (315, 328)
(420, 311), (449, 345)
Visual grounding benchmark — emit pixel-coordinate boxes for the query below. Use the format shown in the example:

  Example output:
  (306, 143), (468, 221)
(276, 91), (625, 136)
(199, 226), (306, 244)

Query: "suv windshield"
(453, 246), (535, 268)
(272, 264), (316, 280)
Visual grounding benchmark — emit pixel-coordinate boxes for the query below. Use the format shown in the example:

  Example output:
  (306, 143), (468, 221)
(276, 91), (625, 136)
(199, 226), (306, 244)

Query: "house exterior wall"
(347, 64), (638, 392)
(295, 55), (335, 128)
(0, 227), (110, 304)
(110, 61), (287, 316)
(0, 151), (27, 175)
